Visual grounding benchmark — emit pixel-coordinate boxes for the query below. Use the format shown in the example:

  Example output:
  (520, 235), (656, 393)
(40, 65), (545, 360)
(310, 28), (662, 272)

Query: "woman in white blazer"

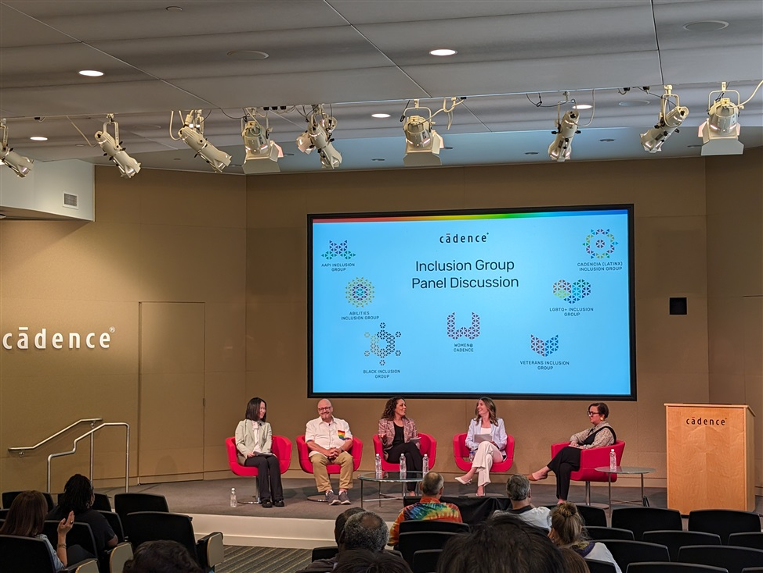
(455, 397), (508, 496)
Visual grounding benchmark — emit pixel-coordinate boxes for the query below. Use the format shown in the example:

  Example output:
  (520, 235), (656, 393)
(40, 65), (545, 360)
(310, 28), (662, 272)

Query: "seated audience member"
(378, 397), (423, 496)
(340, 511), (390, 554)
(123, 540), (203, 573)
(48, 474), (117, 555)
(305, 398), (355, 505)
(0, 490), (74, 571)
(493, 474), (551, 531)
(437, 513), (566, 573)
(559, 547), (590, 573)
(549, 501), (621, 572)
(388, 471), (463, 547)
(334, 549), (412, 573)
(297, 507), (364, 573)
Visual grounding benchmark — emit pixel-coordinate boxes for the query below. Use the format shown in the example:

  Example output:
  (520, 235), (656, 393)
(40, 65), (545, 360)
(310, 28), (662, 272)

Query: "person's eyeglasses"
(587, 411), (600, 416)
(318, 407), (332, 412)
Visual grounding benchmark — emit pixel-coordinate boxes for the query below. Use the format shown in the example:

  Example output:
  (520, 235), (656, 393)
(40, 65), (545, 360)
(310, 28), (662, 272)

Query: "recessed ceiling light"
(524, 151), (539, 155)
(371, 113), (390, 119)
(226, 50), (269, 60)
(371, 158), (385, 162)
(429, 48), (457, 57)
(683, 20), (728, 32)
(166, 5), (183, 12)
(29, 136), (48, 141)
(599, 138), (615, 142)
(173, 158), (182, 161)
(618, 100), (651, 107)
(79, 70), (104, 77)
(75, 143), (86, 147)
(573, 104), (592, 110)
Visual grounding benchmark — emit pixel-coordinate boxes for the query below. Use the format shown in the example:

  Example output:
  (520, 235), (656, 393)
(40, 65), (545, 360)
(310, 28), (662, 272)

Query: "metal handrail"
(8, 418), (103, 454)
(47, 422), (130, 493)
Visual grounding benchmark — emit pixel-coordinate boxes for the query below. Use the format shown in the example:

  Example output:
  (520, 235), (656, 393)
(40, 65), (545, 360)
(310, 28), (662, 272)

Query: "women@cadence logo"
(2, 326), (115, 350)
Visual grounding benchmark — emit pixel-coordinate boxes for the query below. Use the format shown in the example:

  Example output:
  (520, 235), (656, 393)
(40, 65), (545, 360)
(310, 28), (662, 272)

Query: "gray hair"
(421, 471), (444, 496)
(506, 474), (531, 501)
(342, 511), (389, 552)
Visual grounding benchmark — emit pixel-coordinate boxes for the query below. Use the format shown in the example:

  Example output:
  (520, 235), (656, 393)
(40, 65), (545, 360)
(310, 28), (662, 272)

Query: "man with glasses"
(305, 398), (355, 504)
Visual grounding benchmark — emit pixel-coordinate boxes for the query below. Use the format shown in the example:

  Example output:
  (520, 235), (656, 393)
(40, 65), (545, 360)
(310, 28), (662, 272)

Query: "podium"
(665, 403), (756, 514)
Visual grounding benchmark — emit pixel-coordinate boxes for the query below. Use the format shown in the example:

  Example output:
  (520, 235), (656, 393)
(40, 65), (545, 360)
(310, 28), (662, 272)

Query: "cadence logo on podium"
(2, 326), (115, 350)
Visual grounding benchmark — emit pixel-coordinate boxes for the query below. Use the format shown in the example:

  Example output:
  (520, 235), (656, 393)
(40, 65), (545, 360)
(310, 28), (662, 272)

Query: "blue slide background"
(311, 208), (633, 397)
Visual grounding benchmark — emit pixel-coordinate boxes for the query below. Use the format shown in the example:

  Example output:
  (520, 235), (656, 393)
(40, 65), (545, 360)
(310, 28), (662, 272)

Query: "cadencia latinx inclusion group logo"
(446, 312), (481, 340)
(553, 279), (591, 304)
(531, 334), (559, 357)
(322, 240), (355, 260)
(583, 228), (617, 259)
(345, 277), (375, 307)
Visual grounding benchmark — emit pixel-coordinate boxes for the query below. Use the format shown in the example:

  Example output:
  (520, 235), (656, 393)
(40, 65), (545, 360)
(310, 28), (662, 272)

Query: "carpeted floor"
(218, 545), (313, 573)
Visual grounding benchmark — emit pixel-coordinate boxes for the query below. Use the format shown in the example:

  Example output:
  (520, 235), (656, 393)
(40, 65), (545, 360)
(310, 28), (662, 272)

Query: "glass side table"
(593, 466), (656, 510)
(358, 472), (424, 509)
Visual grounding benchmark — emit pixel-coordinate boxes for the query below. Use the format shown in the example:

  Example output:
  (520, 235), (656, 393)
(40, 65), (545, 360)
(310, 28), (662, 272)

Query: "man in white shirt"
(305, 398), (355, 505)
(495, 474), (551, 531)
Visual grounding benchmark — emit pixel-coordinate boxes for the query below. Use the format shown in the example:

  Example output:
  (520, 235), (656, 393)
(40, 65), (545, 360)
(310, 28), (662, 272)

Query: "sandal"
(455, 476), (472, 485)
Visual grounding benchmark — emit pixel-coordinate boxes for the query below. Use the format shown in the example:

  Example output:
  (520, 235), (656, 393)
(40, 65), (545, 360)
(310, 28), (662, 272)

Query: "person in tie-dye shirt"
(388, 472), (463, 547)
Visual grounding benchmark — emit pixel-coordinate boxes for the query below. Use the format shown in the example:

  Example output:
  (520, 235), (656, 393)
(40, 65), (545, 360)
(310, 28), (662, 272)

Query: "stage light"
(699, 83), (744, 156)
(177, 110), (231, 172)
(640, 85), (689, 153)
(242, 115), (283, 174)
(402, 115), (443, 166)
(548, 110), (579, 162)
(295, 104), (342, 169)
(0, 118), (34, 177)
(94, 114), (141, 178)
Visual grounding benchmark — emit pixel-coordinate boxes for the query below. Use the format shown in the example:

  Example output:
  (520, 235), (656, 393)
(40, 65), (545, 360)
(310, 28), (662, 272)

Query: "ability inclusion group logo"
(322, 240), (355, 260)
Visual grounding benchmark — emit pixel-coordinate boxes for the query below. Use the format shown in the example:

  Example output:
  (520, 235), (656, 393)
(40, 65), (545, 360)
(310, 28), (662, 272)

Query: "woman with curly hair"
(378, 397), (422, 495)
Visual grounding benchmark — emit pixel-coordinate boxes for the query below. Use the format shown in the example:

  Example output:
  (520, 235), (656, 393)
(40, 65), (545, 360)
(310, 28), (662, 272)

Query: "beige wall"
(0, 152), (761, 494)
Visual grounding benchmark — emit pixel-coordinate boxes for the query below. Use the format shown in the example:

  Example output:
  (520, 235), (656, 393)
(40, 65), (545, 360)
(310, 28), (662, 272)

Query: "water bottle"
(609, 448), (617, 472)
(230, 487), (237, 507)
(399, 453), (407, 478)
(422, 453), (429, 475)
(375, 453), (382, 479)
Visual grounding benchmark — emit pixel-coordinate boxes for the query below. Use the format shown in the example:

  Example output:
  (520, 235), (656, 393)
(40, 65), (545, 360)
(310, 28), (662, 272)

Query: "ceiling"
(0, 0), (762, 176)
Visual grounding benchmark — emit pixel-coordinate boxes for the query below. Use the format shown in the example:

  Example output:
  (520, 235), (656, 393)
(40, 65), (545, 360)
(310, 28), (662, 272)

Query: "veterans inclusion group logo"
(322, 240), (355, 260)
(531, 334), (559, 357)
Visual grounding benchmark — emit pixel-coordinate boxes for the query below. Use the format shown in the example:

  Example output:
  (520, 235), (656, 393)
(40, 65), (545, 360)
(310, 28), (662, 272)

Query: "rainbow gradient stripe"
(312, 209), (627, 224)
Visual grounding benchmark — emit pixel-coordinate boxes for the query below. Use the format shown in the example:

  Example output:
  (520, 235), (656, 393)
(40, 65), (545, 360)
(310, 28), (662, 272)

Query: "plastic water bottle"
(422, 454), (429, 475)
(609, 448), (617, 472)
(375, 453), (382, 478)
(399, 453), (407, 478)
(230, 487), (237, 507)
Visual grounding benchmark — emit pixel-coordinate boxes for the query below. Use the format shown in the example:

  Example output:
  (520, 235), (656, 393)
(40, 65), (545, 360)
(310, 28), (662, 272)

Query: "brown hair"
(381, 397), (405, 420)
(559, 547), (589, 572)
(550, 501), (585, 546)
(474, 397), (498, 426)
(588, 402), (609, 418)
(0, 491), (47, 537)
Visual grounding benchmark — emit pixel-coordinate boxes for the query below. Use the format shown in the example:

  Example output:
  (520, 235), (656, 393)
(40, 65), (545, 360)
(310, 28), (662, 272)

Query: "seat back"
(296, 435), (363, 474)
(642, 530), (721, 561)
(107, 541), (134, 573)
(678, 545), (763, 572)
(729, 531), (764, 550)
(398, 531), (457, 567)
(399, 520), (469, 534)
(577, 504), (608, 527)
(226, 435), (293, 476)
(311, 545), (338, 561)
(93, 493), (112, 512)
(123, 511), (198, 561)
(372, 433), (438, 472)
(2, 491), (55, 511)
(599, 540), (669, 571)
(688, 509), (762, 544)
(0, 533), (57, 572)
(612, 507), (682, 540)
(452, 433), (515, 473)
(585, 558), (619, 573)
(587, 526), (634, 541)
(114, 492), (169, 525)
(626, 561), (728, 573)
(549, 440), (625, 483)
(98, 510), (126, 542)
(412, 549), (442, 573)
(43, 520), (98, 558)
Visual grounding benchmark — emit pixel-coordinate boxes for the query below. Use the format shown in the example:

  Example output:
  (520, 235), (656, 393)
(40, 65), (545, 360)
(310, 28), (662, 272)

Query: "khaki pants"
(309, 451), (354, 493)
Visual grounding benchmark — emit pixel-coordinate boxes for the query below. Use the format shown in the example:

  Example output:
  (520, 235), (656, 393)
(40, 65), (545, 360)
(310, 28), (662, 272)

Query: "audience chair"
(549, 440), (626, 505)
(742, 567), (764, 573)
(587, 526), (635, 541)
(688, 509), (762, 544)
(225, 435), (292, 503)
(729, 531), (764, 550)
(45, 518), (132, 573)
(114, 492), (169, 525)
(599, 539), (669, 572)
(0, 508), (8, 519)
(107, 542), (134, 573)
(56, 492), (111, 512)
(123, 511), (224, 572)
(2, 490), (55, 511)
(296, 435), (363, 502)
(678, 545), (763, 573)
(585, 558), (619, 573)
(311, 545), (338, 561)
(398, 530), (457, 568)
(642, 530), (721, 561)
(0, 533), (99, 573)
(412, 549), (442, 573)
(98, 510), (126, 543)
(611, 507), (682, 540)
(578, 504), (608, 527)
(373, 432), (437, 472)
(452, 433), (515, 475)
(399, 520), (469, 534)
(626, 561), (728, 573)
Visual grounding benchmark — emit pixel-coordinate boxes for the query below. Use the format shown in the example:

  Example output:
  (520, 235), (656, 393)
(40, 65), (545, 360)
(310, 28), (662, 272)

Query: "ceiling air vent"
(63, 192), (79, 209)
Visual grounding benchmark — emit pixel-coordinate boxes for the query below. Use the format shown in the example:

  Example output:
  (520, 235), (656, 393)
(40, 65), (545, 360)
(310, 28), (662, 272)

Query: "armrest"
(550, 442), (569, 458)
(197, 531), (224, 571)
(66, 558), (99, 573)
(105, 542), (133, 573)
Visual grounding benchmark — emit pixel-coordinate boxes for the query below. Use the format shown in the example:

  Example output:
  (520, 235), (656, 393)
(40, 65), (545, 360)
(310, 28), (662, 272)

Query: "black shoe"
(261, 499), (273, 508)
(273, 499), (285, 507)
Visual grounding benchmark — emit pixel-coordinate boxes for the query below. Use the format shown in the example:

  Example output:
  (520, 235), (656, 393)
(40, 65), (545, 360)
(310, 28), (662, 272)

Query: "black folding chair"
(728, 532), (764, 550)
(398, 531), (457, 568)
(611, 507), (682, 540)
(688, 509), (762, 544)
(626, 561), (728, 573)
(399, 520), (469, 534)
(98, 510), (126, 543)
(311, 545), (338, 561)
(678, 544), (763, 572)
(587, 526), (635, 541)
(600, 540), (670, 572)
(2, 491), (56, 511)
(114, 492), (169, 525)
(0, 533), (98, 573)
(412, 549), (442, 573)
(578, 504), (608, 527)
(642, 530), (721, 561)
(586, 558), (619, 573)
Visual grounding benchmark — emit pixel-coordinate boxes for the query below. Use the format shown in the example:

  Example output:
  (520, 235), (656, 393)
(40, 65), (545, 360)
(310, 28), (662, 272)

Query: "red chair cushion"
(372, 433), (437, 471)
(296, 435), (363, 474)
(452, 433), (515, 473)
(550, 440), (625, 483)
(226, 435), (292, 476)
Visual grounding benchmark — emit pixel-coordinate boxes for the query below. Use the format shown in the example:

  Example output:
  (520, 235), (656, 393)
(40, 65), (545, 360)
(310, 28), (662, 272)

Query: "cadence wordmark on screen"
(309, 205), (635, 399)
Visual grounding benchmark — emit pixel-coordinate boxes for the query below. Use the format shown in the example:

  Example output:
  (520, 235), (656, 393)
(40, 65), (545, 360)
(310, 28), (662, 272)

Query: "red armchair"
(550, 439), (626, 504)
(226, 435), (292, 503)
(296, 435), (363, 501)
(453, 433), (515, 473)
(372, 432), (437, 472)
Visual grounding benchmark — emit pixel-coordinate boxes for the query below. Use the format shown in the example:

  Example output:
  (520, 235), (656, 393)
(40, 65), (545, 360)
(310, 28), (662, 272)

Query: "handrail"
(8, 418), (103, 454)
(47, 422), (130, 493)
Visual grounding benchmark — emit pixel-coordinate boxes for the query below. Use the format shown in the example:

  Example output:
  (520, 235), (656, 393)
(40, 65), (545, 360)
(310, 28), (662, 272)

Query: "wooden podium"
(665, 403), (756, 514)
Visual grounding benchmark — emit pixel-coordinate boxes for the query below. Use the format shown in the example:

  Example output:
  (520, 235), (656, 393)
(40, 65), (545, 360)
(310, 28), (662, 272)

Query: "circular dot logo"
(345, 277), (375, 307)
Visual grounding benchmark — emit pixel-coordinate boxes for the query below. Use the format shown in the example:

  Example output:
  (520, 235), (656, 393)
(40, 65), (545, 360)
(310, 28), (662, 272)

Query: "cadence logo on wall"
(2, 326), (116, 350)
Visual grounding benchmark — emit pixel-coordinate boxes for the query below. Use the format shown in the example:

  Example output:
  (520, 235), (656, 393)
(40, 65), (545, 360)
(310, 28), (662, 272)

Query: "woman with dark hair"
(549, 501), (620, 571)
(455, 397), (507, 496)
(0, 490), (74, 571)
(235, 397), (284, 508)
(48, 474), (117, 555)
(378, 397), (422, 495)
(123, 540), (203, 573)
(529, 402), (616, 503)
